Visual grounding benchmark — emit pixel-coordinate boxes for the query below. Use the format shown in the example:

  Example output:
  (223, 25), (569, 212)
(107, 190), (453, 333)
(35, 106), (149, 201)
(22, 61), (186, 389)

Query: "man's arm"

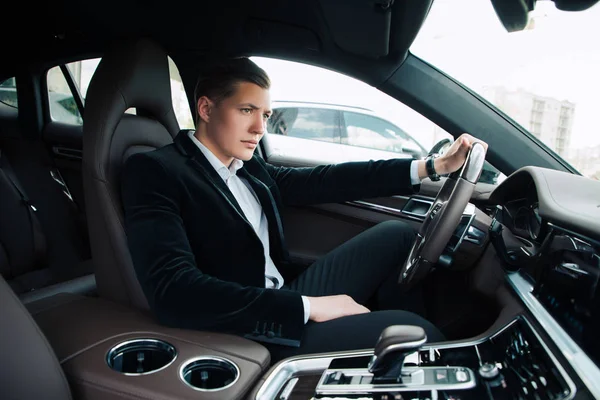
(121, 152), (305, 346)
(263, 158), (415, 206)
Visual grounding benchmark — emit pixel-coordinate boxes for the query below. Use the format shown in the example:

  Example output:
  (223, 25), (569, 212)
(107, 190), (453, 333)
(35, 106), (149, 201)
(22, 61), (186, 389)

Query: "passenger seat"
(0, 145), (95, 302)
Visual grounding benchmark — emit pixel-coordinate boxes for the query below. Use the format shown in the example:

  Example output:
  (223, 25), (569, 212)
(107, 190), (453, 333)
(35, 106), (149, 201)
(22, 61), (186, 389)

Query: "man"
(121, 57), (486, 363)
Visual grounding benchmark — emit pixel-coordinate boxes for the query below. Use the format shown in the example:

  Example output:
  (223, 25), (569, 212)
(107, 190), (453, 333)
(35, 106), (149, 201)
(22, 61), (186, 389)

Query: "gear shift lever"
(368, 325), (427, 383)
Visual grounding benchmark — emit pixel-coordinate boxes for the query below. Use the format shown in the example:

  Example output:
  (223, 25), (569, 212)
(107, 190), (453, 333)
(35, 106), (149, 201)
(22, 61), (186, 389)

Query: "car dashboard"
(490, 166), (600, 399)
(249, 166), (600, 400)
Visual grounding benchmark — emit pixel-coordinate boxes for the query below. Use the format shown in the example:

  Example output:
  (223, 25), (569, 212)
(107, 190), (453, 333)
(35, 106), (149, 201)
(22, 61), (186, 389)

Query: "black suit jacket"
(121, 130), (416, 346)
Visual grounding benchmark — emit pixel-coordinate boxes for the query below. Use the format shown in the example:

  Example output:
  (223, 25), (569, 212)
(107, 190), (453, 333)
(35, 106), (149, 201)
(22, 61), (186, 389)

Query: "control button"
(479, 363), (499, 379)
(540, 376), (547, 387)
(435, 369), (449, 383)
(455, 369), (468, 382)
(531, 381), (538, 390)
(333, 371), (342, 381)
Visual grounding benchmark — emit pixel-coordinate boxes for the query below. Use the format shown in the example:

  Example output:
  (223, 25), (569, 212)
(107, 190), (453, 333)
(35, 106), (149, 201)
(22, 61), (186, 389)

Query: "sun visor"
(316, 0), (400, 58)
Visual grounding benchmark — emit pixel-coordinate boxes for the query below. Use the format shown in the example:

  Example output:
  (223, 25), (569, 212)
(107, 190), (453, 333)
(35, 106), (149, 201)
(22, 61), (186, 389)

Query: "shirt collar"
(188, 130), (244, 182)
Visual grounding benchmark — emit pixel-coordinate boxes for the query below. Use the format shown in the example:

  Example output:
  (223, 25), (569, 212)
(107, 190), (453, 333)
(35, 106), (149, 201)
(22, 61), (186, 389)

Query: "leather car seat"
(82, 38), (180, 310)
(0, 273), (72, 400)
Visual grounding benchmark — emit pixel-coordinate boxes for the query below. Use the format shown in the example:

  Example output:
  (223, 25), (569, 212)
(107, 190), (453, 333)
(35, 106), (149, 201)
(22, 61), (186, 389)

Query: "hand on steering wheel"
(398, 135), (488, 290)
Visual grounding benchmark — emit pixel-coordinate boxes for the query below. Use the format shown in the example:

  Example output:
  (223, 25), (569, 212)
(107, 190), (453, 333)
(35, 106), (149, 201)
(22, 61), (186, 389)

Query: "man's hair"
(193, 57), (271, 125)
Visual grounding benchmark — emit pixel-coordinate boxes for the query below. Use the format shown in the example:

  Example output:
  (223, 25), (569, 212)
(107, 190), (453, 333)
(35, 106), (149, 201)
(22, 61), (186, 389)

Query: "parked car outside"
(267, 101), (503, 184)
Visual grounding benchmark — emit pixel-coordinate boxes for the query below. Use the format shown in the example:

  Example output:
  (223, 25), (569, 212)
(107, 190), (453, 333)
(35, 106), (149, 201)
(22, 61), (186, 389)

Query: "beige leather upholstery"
(82, 38), (180, 309)
(0, 274), (72, 400)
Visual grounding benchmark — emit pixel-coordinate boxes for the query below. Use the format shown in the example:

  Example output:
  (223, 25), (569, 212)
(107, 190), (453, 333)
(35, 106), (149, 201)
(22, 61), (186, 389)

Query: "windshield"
(411, 0), (600, 180)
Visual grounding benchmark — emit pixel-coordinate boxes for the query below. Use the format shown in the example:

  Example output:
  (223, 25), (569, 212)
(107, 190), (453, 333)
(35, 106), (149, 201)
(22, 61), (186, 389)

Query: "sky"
(252, 0), (600, 151)
(411, 0), (600, 149)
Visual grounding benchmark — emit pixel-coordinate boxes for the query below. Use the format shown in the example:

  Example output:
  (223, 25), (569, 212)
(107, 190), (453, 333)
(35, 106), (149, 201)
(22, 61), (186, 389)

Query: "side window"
(168, 57), (194, 129)
(44, 56), (194, 128)
(46, 58), (101, 125)
(268, 107), (339, 143)
(342, 112), (427, 159)
(254, 56), (505, 185)
(0, 77), (18, 108)
(47, 66), (83, 124)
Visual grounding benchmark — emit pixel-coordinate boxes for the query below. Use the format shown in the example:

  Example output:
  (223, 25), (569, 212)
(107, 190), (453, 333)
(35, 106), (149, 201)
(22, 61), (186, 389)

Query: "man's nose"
(251, 114), (265, 134)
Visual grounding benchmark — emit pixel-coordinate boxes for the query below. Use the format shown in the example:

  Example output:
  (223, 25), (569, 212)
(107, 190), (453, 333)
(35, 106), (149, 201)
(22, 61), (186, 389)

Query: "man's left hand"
(434, 133), (488, 175)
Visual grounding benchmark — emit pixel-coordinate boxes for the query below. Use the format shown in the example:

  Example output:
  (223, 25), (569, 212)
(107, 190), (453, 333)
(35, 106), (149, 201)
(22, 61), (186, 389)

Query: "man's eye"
(263, 113), (271, 120)
(241, 108), (252, 114)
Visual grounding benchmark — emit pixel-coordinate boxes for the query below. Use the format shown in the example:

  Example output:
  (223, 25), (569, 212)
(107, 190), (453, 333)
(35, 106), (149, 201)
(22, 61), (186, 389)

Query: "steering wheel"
(397, 142), (487, 290)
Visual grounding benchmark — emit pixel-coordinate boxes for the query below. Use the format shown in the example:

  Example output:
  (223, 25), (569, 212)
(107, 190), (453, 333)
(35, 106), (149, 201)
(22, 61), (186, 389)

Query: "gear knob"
(368, 325), (427, 383)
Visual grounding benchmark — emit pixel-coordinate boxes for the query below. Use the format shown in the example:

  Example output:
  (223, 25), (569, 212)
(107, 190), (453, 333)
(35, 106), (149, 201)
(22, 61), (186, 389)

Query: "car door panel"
(262, 136), (496, 267)
(41, 121), (85, 211)
(281, 202), (423, 266)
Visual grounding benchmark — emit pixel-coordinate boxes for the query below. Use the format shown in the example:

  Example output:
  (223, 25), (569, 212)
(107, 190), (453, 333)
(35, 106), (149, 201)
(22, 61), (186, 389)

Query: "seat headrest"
(83, 37), (179, 179)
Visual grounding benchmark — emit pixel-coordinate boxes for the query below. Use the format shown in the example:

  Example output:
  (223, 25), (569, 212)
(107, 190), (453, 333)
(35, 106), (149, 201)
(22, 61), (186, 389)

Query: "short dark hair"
(193, 57), (270, 124)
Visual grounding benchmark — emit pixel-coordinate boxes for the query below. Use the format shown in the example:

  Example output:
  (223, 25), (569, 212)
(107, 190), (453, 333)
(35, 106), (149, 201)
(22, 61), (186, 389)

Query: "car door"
(254, 58), (503, 269)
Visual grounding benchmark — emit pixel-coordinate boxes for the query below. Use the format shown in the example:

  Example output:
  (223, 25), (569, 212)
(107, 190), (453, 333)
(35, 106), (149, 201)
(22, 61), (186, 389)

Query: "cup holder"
(106, 339), (177, 375)
(180, 356), (240, 391)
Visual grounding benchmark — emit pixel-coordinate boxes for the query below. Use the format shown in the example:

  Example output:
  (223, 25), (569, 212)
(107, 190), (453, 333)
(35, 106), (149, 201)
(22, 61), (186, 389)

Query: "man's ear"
(197, 96), (213, 123)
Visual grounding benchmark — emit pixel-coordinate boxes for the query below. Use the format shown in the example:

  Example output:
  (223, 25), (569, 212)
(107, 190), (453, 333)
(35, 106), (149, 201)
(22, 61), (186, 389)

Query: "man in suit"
(121, 57), (487, 363)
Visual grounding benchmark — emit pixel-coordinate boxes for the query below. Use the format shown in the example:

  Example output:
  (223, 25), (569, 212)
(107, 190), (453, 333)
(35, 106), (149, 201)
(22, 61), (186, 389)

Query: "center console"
(253, 317), (575, 400)
(26, 292), (271, 400)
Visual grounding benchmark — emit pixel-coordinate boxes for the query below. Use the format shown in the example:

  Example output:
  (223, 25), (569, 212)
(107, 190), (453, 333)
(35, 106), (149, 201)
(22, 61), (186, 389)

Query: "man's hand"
(305, 294), (370, 323)
(418, 133), (488, 178)
(435, 133), (489, 175)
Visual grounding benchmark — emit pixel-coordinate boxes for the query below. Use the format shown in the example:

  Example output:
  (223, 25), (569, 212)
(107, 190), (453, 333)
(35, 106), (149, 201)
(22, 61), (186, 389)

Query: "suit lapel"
(238, 168), (288, 260)
(174, 130), (288, 261)
(174, 130), (249, 224)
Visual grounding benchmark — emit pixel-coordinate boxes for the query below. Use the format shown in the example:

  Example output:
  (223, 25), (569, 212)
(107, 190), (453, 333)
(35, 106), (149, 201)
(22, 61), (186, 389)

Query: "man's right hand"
(305, 294), (370, 323)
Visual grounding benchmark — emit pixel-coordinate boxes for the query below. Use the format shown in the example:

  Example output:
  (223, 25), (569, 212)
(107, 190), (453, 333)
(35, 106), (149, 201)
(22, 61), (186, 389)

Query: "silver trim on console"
(106, 338), (177, 376)
(255, 312), (579, 400)
(316, 366), (477, 395)
(178, 356), (240, 392)
(255, 351), (372, 400)
(508, 272), (592, 399)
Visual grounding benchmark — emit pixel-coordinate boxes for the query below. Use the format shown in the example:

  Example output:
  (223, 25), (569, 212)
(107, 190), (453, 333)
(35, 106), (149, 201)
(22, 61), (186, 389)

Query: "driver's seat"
(82, 38), (179, 310)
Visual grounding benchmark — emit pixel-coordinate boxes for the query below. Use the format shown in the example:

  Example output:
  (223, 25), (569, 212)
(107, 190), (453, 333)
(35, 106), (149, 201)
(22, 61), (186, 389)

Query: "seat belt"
(0, 149), (46, 265)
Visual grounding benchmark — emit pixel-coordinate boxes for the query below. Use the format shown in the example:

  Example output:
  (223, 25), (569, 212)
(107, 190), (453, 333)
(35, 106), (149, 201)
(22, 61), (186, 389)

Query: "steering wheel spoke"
(398, 142), (487, 290)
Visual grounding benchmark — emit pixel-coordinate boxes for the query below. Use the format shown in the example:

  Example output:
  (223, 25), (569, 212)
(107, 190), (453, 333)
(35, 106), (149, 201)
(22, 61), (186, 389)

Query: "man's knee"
(376, 220), (416, 246)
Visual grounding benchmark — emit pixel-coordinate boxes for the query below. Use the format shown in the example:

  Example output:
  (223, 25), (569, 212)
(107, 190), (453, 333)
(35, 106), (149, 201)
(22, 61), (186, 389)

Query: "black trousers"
(267, 220), (445, 364)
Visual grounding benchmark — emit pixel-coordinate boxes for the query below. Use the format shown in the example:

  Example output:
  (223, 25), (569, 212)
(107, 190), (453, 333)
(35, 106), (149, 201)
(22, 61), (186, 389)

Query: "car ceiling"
(4, 0), (598, 177)
(4, 0), (437, 86)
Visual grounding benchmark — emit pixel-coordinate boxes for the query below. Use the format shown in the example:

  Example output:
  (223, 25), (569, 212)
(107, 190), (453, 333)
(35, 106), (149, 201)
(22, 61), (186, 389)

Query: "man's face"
(203, 82), (271, 164)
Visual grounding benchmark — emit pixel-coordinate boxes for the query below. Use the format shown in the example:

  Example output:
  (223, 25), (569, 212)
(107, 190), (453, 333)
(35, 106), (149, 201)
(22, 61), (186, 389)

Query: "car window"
(253, 56), (504, 185)
(47, 58), (102, 125)
(342, 111), (426, 159)
(411, 0), (600, 180)
(43, 56), (194, 128)
(268, 107), (339, 143)
(47, 65), (84, 124)
(168, 57), (194, 130)
(0, 78), (18, 108)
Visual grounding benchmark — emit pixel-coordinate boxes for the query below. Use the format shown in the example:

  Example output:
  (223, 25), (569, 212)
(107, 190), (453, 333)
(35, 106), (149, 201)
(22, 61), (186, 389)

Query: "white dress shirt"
(189, 131), (422, 324)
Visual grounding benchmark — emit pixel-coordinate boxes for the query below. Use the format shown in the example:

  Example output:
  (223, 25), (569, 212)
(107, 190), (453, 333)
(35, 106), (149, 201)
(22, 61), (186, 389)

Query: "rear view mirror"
(490, 0), (600, 32)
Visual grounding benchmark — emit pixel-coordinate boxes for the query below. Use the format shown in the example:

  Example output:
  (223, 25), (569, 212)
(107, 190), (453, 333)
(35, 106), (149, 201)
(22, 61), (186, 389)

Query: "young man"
(121, 57), (487, 363)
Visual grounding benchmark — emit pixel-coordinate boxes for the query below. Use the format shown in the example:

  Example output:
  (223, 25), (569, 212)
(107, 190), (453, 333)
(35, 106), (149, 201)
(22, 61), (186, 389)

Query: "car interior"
(2, 0), (600, 399)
